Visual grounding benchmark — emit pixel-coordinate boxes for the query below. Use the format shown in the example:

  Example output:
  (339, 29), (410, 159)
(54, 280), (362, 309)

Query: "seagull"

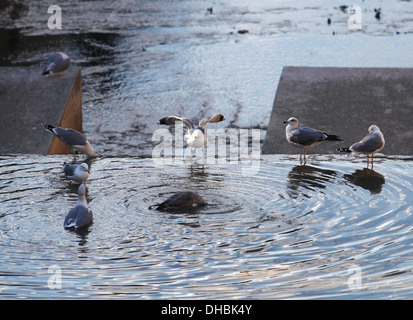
(338, 125), (385, 168)
(150, 191), (208, 211)
(42, 52), (70, 76)
(63, 162), (90, 184)
(41, 123), (98, 161)
(158, 114), (226, 156)
(284, 117), (342, 164)
(64, 184), (93, 229)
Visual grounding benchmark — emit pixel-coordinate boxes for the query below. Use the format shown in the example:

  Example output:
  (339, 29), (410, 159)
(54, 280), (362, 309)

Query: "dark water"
(1, 154), (413, 299)
(2, 0), (413, 299)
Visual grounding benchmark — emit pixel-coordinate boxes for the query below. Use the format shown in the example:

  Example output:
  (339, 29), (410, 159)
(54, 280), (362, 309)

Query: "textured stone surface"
(0, 66), (82, 154)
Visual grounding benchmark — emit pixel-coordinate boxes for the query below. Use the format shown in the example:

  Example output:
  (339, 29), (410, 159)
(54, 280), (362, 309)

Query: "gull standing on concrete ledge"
(338, 125), (385, 168)
(42, 52), (70, 76)
(284, 117), (342, 164)
(63, 162), (90, 184)
(64, 184), (93, 230)
(158, 114), (226, 156)
(41, 123), (98, 161)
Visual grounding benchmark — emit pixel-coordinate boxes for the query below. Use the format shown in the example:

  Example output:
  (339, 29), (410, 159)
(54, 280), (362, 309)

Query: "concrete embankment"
(0, 66), (82, 155)
(263, 66), (413, 156)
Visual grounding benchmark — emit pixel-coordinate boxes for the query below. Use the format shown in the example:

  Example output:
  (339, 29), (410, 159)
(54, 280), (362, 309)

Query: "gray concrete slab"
(0, 66), (82, 155)
(263, 66), (413, 155)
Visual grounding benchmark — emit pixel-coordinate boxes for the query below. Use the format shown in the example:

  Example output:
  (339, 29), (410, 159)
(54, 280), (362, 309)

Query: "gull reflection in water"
(344, 168), (385, 194)
(286, 165), (338, 199)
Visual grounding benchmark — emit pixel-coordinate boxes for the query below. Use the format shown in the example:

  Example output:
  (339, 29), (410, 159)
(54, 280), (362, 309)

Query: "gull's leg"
(366, 154), (370, 168)
(72, 150), (77, 162)
(371, 154), (374, 169)
(303, 149), (307, 165)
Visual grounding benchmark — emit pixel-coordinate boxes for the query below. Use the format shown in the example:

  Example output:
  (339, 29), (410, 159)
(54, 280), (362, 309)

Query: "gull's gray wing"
(199, 114), (226, 129)
(64, 206), (93, 229)
(350, 133), (384, 153)
(63, 163), (77, 177)
(289, 127), (328, 146)
(53, 127), (87, 146)
(64, 206), (80, 228)
(158, 116), (194, 129)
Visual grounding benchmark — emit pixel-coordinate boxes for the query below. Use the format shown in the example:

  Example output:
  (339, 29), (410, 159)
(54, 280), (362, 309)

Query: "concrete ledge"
(263, 67), (413, 155)
(0, 66), (82, 155)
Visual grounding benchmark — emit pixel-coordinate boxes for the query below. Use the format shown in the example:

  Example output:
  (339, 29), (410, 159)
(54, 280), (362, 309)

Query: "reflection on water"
(1, 155), (413, 299)
(344, 168), (386, 195)
(287, 165), (337, 199)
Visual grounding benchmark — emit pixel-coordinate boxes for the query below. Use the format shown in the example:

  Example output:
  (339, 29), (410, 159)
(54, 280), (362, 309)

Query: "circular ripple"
(2, 155), (413, 298)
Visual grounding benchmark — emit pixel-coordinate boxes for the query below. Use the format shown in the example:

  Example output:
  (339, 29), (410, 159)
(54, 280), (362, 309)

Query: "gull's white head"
(193, 129), (203, 139)
(368, 125), (380, 134)
(79, 163), (90, 173)
(283, 117), (299, 127)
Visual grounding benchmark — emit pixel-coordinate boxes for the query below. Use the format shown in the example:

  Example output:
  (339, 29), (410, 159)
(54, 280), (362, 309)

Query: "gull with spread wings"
(158, 114), (225, 157)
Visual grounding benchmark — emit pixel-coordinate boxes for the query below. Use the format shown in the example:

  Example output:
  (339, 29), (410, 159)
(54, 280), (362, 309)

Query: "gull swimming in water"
(338, 125), (385, 168)
(158, 114), (226, 156)
(42, 123), (98, 161)
(42, 52), (70, 76)
(63, 162), (90, 184)
(150, 191), (208, 211)
(64, 184), (93, 229)
(284, 117), (342, 164)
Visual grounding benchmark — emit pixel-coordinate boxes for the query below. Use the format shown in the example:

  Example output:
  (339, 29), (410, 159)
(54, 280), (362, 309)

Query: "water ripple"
(1, 155), (413, 298)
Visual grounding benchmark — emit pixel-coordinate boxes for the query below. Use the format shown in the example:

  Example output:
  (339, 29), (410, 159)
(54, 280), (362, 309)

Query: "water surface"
(1, 155), (413, 299)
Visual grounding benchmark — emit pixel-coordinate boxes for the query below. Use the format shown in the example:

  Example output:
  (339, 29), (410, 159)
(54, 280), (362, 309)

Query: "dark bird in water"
(150, 191), (208, 211)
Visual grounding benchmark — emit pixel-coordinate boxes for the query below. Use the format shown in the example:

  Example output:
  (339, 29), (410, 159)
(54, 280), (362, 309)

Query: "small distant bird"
(339, 5), (348, 13)
(42, 52), (70, 76)
(374, 8), (381, 20)
(64, 184), (93, 229)
(158, 114), (226, 156)
(63, 162), (90, 184)
(42, 123), (98, 161)
(284, 117), (342, 164)
(338, 125), (385, 168)
(327, 18), (332, 25)
(150, 191), (208, 211)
